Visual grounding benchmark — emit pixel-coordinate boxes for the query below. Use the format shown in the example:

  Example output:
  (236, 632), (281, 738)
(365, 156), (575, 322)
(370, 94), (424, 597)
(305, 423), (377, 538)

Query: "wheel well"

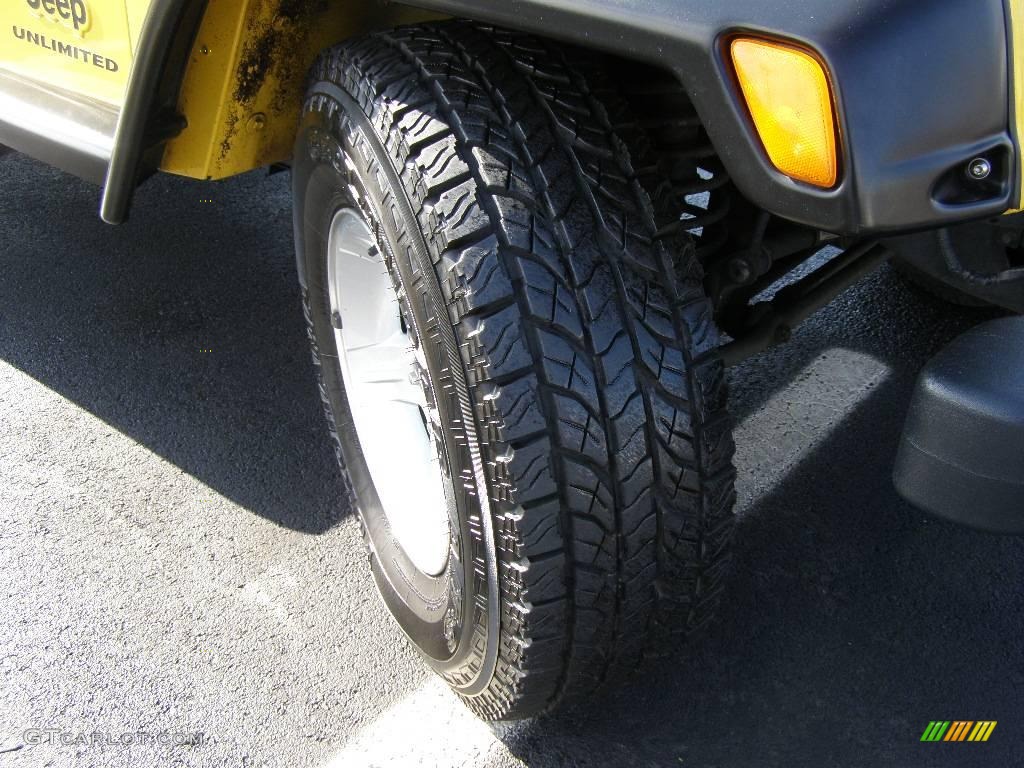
(159, 0), (445, 180)
(157, 7), (851, 357)
(157, 7), (718, 184)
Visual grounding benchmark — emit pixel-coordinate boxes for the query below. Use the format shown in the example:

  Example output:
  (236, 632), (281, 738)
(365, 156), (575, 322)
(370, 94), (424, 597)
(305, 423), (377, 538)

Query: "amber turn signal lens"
(731, 38), (839, 188)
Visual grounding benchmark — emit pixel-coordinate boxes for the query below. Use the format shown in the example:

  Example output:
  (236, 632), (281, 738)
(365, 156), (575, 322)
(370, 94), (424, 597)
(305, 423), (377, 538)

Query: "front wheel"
(292, 22), (736, 720)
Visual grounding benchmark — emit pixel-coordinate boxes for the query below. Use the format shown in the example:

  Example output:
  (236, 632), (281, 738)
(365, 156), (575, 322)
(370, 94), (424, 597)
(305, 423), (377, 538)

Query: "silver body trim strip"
(0, 69), (118, 184)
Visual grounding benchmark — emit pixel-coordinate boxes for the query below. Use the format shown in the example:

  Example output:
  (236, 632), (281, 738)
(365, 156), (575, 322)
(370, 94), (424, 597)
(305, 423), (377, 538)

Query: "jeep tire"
(292, 22), (736, 720)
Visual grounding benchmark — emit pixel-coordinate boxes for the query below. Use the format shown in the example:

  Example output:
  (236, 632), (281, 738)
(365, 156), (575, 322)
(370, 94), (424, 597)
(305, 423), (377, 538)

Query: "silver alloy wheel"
(326, 208), (450, 576)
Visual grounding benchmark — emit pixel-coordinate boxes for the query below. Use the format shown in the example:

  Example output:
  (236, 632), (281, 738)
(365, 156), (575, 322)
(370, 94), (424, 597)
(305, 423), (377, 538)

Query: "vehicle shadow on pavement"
(495, 368), (1024, 768)
(0, 157), (995, 538)
(0, 156), (1004, 539)
(0, 156), (344, 534)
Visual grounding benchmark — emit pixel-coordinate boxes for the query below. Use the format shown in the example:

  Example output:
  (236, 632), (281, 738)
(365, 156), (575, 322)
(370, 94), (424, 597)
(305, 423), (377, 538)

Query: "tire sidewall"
(292, 87), (500, 693)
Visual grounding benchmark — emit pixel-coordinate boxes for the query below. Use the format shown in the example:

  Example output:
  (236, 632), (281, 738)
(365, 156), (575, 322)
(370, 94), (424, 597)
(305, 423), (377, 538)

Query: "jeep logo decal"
(25, 0), (89, 36)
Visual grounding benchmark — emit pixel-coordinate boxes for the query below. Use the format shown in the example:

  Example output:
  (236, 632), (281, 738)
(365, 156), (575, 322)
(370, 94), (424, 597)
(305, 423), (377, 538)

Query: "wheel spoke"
(344, 330), (426, 408)
(327, 207), (450, 577)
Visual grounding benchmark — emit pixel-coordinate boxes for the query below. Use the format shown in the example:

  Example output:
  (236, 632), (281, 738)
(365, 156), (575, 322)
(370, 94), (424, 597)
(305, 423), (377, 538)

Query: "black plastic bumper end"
(894, 317), (1024, 534)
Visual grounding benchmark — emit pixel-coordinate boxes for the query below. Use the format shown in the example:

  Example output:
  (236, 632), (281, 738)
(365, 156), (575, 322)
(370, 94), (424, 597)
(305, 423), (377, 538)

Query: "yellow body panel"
(125, 2), (150, 54)
(160, 0), (439, 180)
(0, 0), (146, 106)
(1010, 0), (1024, 210)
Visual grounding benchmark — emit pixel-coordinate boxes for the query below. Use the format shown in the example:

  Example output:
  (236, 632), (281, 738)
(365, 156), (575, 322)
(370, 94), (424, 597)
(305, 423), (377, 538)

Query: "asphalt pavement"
(1, 153), (1021, 767)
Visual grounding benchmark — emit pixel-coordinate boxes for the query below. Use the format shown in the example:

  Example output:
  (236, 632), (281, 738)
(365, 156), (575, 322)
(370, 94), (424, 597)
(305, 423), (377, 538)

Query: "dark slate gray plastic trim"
(894, 317), (1024, 534)
(100, 0), (204, 223)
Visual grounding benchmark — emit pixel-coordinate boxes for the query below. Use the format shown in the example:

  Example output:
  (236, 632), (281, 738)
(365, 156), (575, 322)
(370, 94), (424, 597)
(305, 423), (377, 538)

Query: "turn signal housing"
(731, 38), (839, 188)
